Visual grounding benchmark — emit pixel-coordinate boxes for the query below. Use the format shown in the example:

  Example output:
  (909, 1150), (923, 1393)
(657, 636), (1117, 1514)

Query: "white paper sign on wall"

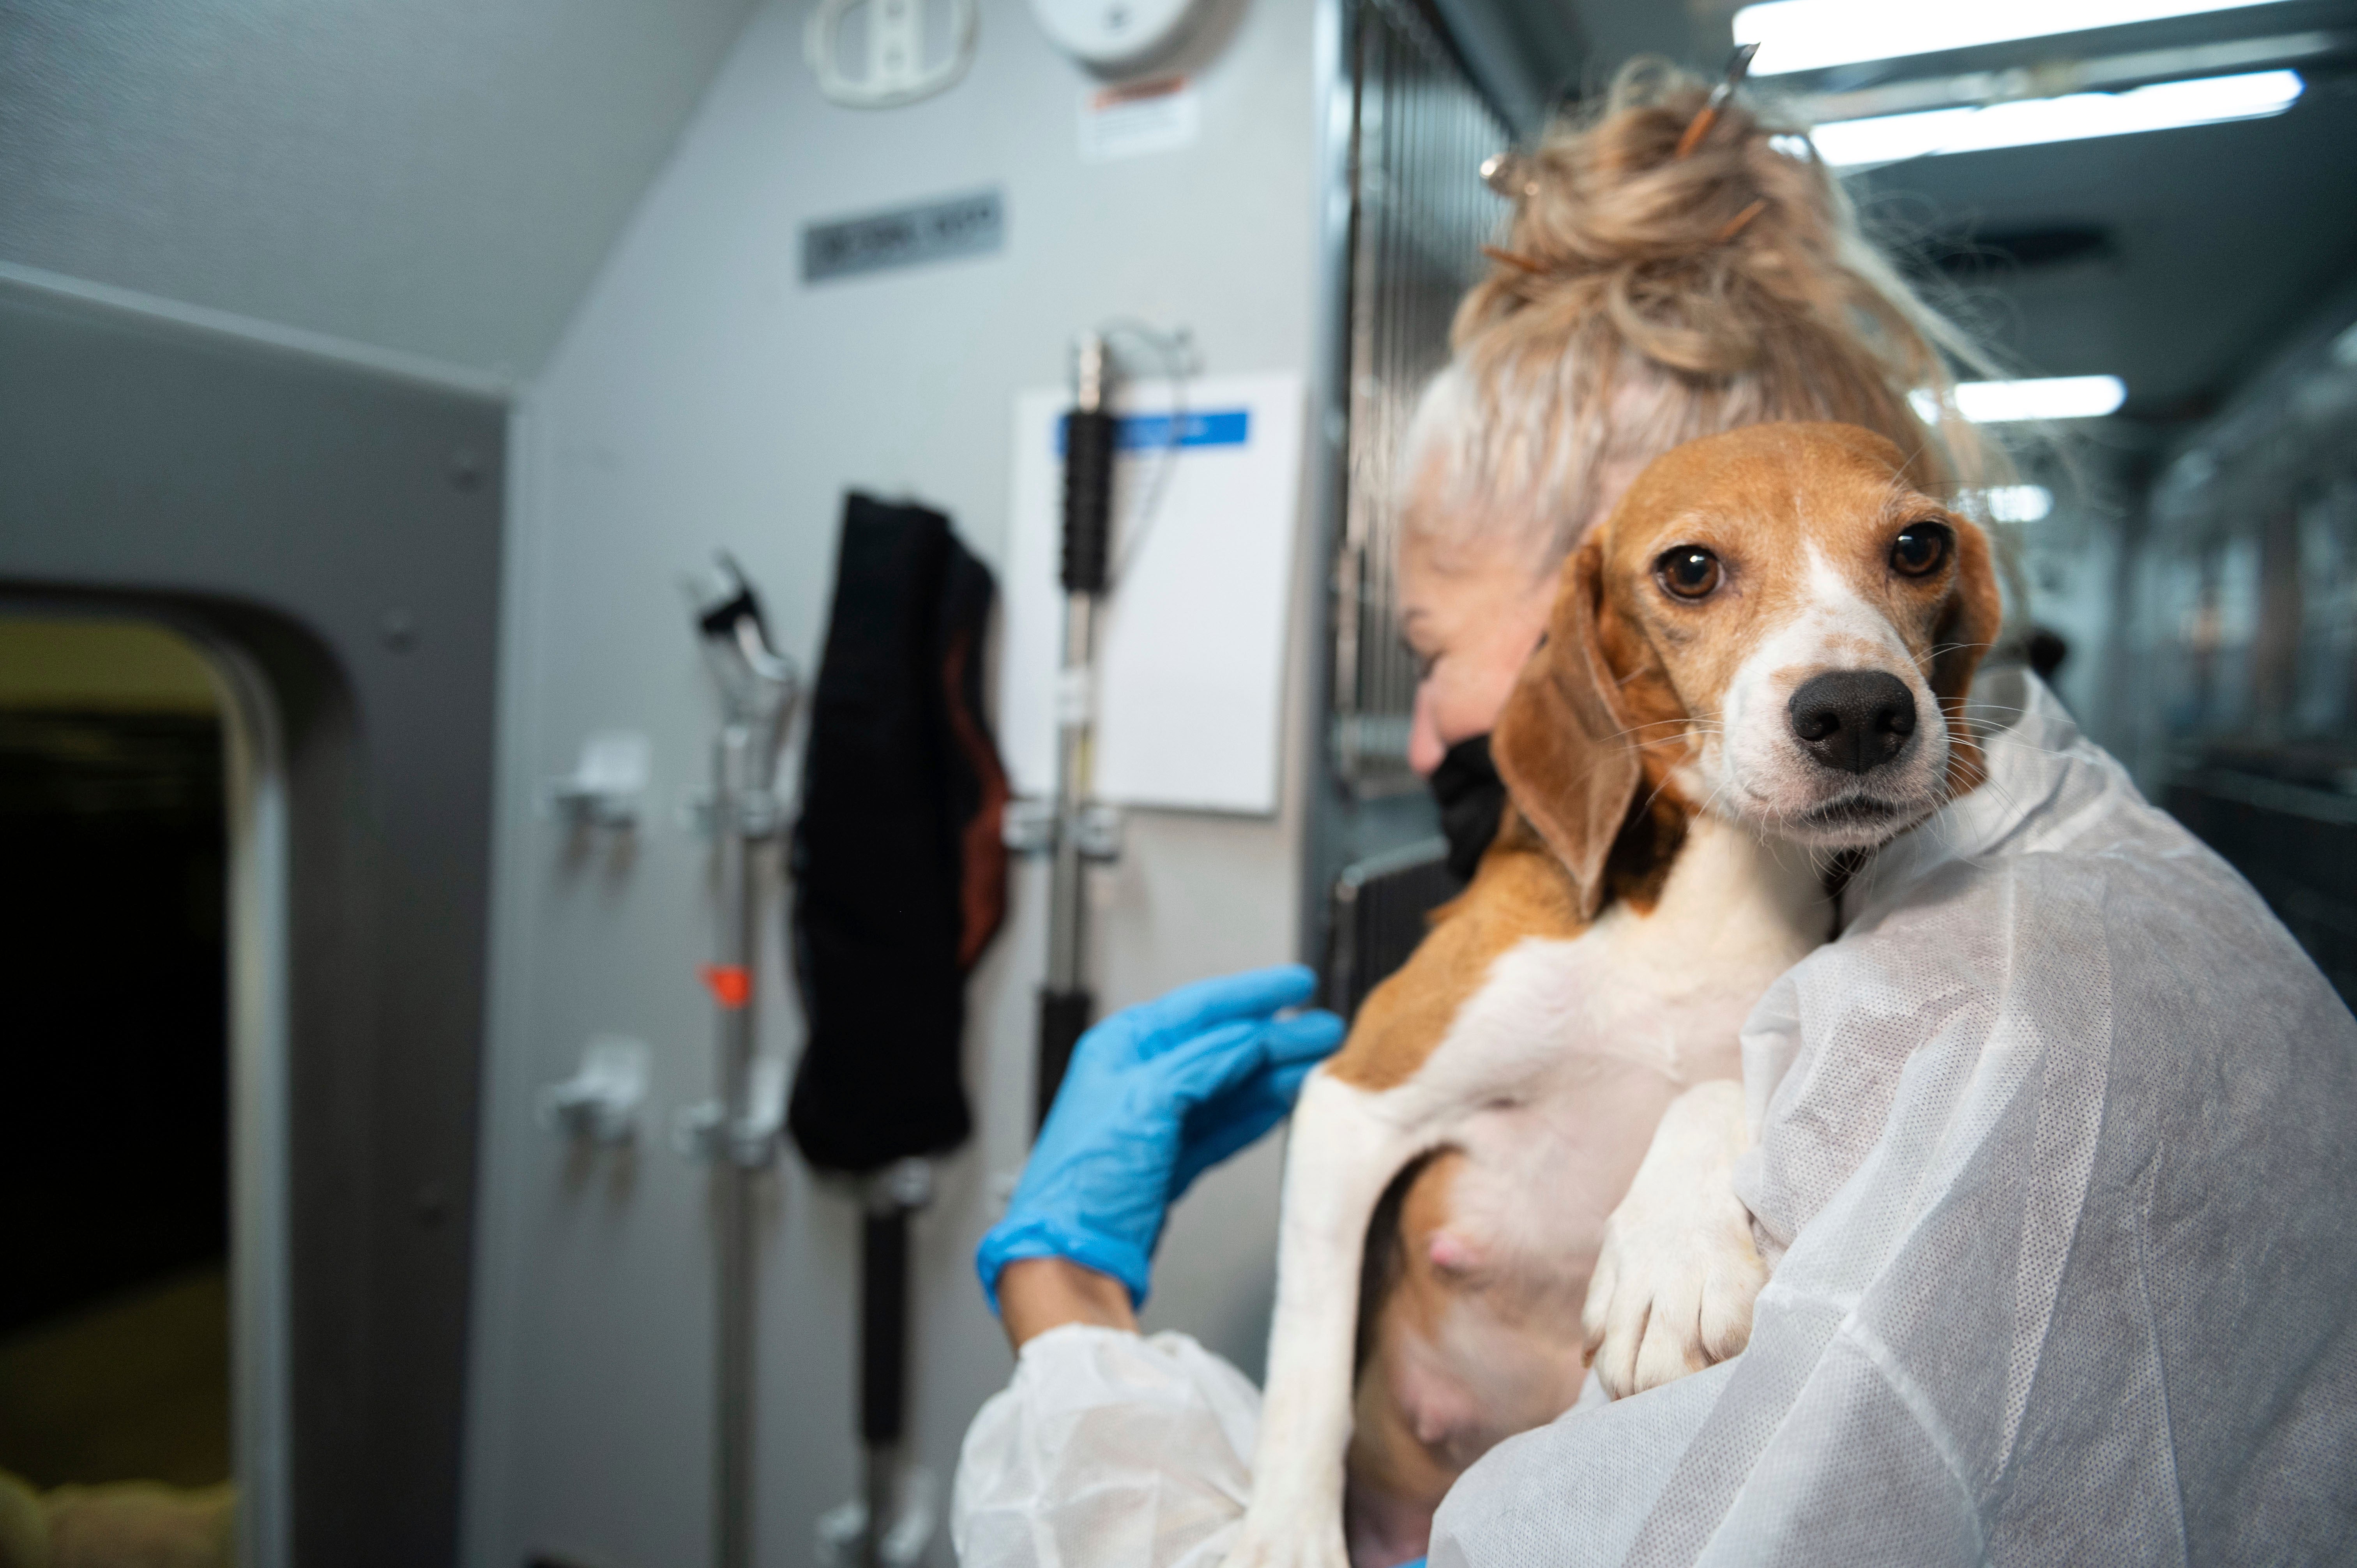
(1000, 372), (1306, 816)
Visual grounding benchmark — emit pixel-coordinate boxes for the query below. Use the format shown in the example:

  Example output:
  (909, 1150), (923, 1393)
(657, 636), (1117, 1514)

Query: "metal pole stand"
(1026, 332), (1124, 1128)
(816, 1158), (938, 1568)
(678, 556), (798, 1568)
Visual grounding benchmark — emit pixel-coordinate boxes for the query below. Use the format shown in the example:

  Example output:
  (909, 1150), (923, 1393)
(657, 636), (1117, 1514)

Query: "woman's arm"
(955, 967), (1341, 1568)
(974, 964), (1343, 1322)
(955, 1314), (1267, 1568)
(996, 1257), (1137, 1347)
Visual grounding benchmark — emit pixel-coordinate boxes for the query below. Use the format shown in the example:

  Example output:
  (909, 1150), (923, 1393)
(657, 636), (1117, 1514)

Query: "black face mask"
(1430, 733), (1506, 884)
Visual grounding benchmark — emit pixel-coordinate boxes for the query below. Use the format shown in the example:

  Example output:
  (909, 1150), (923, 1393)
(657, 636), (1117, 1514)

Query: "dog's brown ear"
(1492, 539), (1643, 920)
(1931, 516), (2003, 700)
(1931, 516), (2004, 791)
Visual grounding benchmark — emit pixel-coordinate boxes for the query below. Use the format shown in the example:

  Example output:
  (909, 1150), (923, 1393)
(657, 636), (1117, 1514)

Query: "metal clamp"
(1074, 803), (1124, 862)
(866, 1156), (934, 1214)
(673, 1056), (788, 1169)
(682, 787), (790, 841)
(816, 1467), (936, 1568)
(538, 1037), (650, 1144)
(1002, 798), (1056, 855)
(1000, 798), (1123, 862)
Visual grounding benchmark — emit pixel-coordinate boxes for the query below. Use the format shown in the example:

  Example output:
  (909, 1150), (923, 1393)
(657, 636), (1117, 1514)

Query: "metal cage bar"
(1330, 0), (1508, 794)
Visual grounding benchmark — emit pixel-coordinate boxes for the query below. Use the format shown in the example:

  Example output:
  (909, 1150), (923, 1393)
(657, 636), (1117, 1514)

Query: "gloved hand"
(976, 964), (1345, 1312)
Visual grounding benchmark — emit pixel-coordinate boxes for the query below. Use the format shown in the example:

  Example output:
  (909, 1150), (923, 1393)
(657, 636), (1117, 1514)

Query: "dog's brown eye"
(1656, 546), (1722, 600)
(1891, 523), (1952, 578)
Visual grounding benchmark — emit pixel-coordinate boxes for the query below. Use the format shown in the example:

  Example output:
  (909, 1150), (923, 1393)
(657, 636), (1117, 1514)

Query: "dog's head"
(1494, 422), (2002, 917)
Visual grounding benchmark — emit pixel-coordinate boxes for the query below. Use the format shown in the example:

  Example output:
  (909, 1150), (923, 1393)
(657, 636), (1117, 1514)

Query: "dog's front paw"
(1222, 1511), (1352, 1568)
(1581, 1192), (1765, 1398)
(1581, 1080), (1765, 1399)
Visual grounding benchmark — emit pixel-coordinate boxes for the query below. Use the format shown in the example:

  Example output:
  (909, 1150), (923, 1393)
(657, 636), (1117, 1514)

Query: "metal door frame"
(0, 261), (509, 1568)
(1302, 0), (1510, 973)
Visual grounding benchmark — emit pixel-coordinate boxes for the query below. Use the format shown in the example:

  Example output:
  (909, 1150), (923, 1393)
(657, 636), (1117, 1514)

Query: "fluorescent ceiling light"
(1812, 69), (2302, 166)
(1911, 376), (2129, 423)
(1985, 485), (2057, 523)
(1736, 0), (2285, 76)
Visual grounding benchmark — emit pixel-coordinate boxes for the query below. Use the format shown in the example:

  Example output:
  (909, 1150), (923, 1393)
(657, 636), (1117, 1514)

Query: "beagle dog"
(1228, 423), (2002, 1568)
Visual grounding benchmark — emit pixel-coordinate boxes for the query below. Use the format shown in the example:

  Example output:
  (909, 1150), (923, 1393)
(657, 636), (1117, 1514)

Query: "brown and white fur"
(1227, 424), (2002, 1568)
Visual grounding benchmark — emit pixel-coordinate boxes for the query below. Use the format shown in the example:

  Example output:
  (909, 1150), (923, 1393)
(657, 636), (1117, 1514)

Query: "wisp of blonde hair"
(1406, 58), (2007, 577)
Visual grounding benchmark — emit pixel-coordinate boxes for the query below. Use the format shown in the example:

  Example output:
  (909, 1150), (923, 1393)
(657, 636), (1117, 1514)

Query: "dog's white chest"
(1240, 825), (1828, 1568)
(1392, 818), (1829, 1301)
(1419, 816), (1829, 1110)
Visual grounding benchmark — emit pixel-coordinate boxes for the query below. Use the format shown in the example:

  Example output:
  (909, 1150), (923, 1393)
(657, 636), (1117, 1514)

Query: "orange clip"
(700, 963), (752, 1009)
(1716, 198), (1769, 242)
(1677, 42), (1761, 159)
(1481, 244), (1548, 275)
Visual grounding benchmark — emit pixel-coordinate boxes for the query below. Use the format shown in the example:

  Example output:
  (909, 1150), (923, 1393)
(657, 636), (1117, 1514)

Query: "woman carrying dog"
(954, 62), (2357, 1568)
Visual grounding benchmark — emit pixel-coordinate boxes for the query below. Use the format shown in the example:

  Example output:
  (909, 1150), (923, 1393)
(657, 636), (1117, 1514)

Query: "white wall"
(464, 0), (1332, 1562)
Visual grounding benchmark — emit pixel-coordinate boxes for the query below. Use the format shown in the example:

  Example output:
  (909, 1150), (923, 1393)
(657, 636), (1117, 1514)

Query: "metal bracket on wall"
(547, 731), (650, 829)
(1002, 798), (1124, 862)
(678, 786), (788, 841)
(537, 1037), (651, 1144)
(673, 1055), (786, 1169)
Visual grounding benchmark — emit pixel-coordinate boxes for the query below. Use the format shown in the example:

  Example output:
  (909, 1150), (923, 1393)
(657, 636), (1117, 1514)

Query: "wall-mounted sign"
(801, 189), (1004, 283)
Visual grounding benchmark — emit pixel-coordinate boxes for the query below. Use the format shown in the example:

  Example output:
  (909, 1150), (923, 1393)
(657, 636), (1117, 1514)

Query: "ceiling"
(6, 0), (2353, 408)
(0, 0), (758, 376)
(1469, 0), (2357, 423)
(1849, 48), (2357, 418)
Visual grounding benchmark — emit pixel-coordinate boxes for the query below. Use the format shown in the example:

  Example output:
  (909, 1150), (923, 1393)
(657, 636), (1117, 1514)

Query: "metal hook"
(688, 553), (797, 728)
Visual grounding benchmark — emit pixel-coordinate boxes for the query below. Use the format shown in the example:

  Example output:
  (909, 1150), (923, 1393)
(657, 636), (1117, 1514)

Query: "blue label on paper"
(1056, 409), (1250, 452)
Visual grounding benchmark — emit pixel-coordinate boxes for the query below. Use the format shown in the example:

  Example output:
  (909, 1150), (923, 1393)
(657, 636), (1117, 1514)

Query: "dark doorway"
(0, 616), (236, 1556)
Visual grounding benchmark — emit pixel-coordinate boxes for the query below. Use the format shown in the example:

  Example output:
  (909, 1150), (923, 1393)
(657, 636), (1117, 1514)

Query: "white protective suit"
(954, 671), (2357, 1566)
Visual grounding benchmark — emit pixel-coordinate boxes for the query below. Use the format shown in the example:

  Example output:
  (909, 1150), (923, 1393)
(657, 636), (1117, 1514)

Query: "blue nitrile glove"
(976, 964), (1345, 1312)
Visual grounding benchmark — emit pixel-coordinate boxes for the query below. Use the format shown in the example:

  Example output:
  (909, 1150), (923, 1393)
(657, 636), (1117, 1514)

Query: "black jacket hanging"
(787, 493), (1009, 1174)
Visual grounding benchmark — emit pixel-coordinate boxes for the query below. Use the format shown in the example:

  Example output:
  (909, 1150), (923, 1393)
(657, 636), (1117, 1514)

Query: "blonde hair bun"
(1428, 58), (2000, 570)
(1474, 60), (1836, 375)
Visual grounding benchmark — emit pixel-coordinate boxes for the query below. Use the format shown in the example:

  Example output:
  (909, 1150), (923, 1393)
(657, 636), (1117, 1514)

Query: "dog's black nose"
(1788, 671), (1917, 775)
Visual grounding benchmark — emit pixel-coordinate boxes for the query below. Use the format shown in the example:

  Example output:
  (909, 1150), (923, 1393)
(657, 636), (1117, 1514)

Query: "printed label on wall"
(1078, 78), (1200, 162)
(801, 188), (1004, 282)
